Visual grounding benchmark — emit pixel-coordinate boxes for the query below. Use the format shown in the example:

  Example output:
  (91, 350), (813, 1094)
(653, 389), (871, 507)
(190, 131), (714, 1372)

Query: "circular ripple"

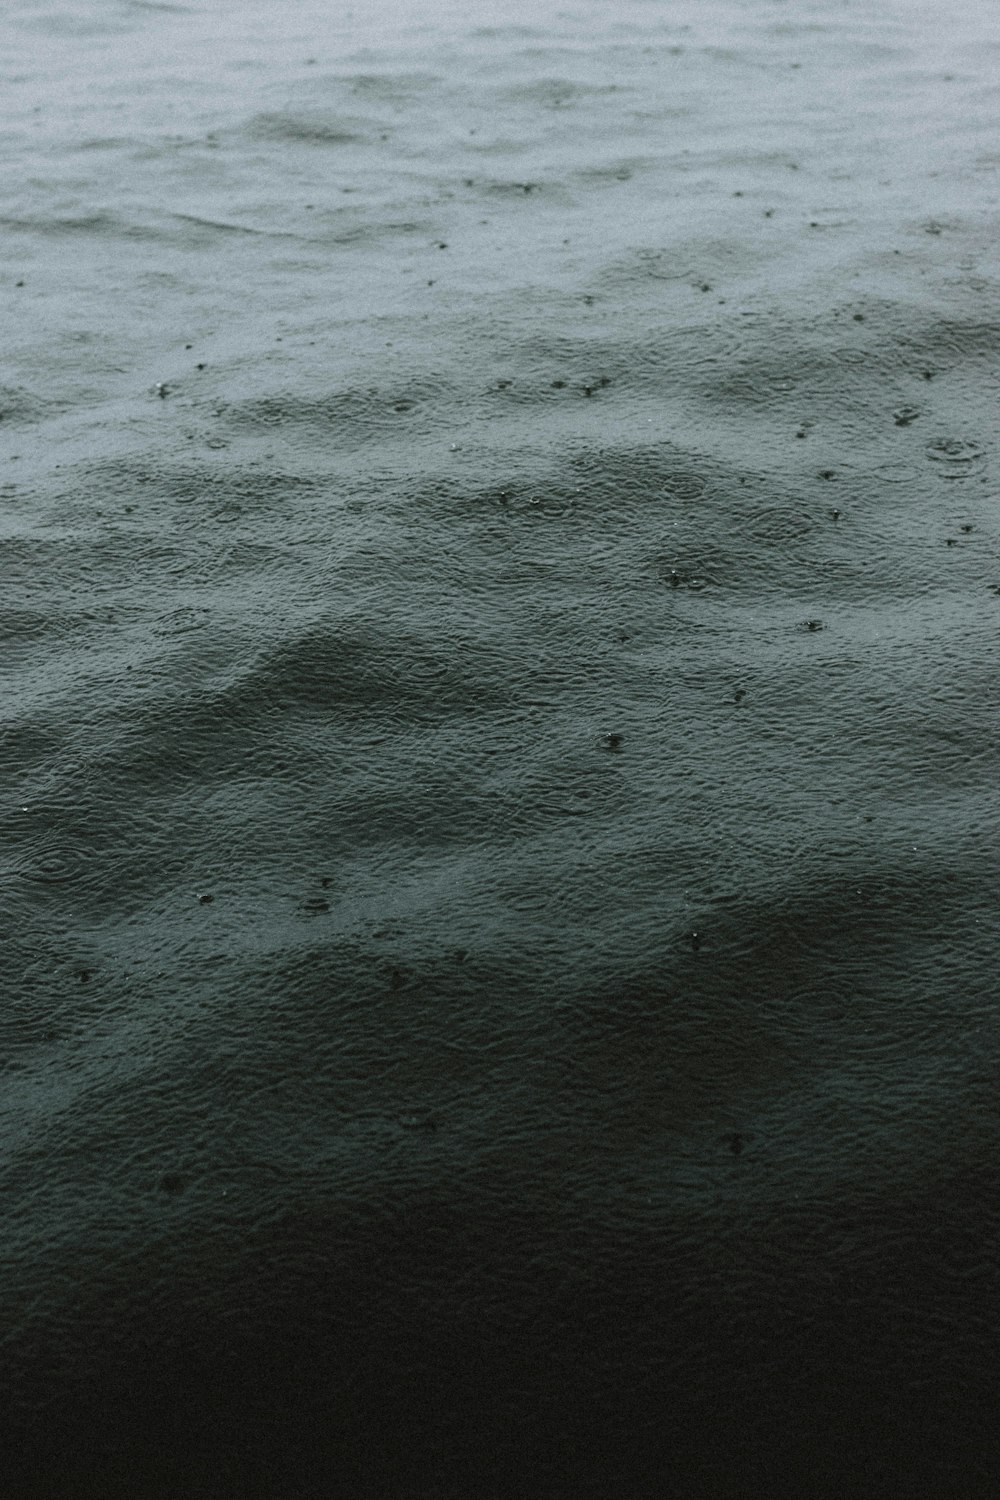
(153, 606), (212, 636)
(0, 608), (53, 642)
(874, 461), (919, 484)
(925, 438), (985, 476)
(18, 843), (92, 885)
(661, 472), (707, 499)
(745, 508), (815, 543)
(634, 249), (692, 281)
(713, 374), (760, 404)
(831, 346), (871, 367)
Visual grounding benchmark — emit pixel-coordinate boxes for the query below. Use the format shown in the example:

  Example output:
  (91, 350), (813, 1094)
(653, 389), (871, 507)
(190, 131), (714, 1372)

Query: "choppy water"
(2, 0), (999, 1494)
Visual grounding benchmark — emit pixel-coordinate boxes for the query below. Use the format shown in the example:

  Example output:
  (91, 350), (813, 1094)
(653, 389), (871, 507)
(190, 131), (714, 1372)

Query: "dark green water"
(2, 0), (999, 1493)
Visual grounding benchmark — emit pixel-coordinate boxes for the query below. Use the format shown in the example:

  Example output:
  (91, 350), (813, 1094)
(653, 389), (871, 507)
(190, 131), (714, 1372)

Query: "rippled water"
(2, 0), (1000, 1494)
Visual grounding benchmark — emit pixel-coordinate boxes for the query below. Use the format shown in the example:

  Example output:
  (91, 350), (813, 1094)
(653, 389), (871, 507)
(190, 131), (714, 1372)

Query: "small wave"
(247, 112), (371, 146)
(170, 213), (300, 240)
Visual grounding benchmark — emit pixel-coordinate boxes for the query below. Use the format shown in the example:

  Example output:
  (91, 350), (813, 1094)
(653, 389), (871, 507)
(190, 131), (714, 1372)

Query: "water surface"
(2, 0), (999, 1494)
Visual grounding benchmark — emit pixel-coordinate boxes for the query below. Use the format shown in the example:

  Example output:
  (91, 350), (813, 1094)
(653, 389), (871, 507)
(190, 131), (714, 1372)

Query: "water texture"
(2, 0), (999, 1494)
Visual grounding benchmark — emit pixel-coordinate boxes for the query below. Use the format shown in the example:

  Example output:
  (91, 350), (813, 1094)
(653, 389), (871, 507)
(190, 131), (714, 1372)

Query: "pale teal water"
(2, 1), (999, 1494)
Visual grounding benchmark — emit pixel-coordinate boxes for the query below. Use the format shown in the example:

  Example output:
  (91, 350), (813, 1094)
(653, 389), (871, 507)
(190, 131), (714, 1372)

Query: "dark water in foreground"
(2, 0), (1000, 1493)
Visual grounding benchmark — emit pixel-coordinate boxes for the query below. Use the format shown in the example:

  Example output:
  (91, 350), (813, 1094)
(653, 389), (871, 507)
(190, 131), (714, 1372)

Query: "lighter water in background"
(2, 1), (999, 1496)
